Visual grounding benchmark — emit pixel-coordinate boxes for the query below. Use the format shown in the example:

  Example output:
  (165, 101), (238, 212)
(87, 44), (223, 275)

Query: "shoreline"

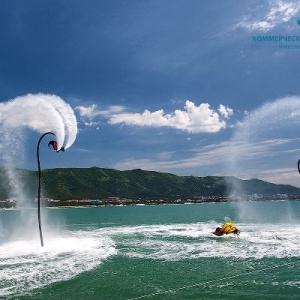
(0, 196), (300, 210)
(47, 198), (300, 209)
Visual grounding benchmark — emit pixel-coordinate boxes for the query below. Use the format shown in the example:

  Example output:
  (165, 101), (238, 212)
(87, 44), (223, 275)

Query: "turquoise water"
(1, 201), (300, 299)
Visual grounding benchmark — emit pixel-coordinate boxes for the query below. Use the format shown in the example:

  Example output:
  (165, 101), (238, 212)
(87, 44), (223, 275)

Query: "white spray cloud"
(77, 101), (234, 133)
(235, 0), (300, 31)
(0, 93), (78, 150)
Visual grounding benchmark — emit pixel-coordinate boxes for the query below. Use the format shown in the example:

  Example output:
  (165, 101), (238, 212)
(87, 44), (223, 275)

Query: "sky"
(1, 0), (300, 187)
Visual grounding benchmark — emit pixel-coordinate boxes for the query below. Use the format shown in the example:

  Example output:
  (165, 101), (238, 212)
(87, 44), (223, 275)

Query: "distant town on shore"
(1, 193), (300, 209)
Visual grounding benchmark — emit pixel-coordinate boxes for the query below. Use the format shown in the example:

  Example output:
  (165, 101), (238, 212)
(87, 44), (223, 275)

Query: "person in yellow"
(213, 222), (240, 236)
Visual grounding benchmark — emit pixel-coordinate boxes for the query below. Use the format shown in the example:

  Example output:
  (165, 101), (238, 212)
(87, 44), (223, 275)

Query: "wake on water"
(105, 222), (300, 260)
(1, 221), (299, 297)
(0, 231), (116, 298)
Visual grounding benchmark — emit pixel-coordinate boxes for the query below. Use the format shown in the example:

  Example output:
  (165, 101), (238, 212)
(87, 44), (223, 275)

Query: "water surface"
(0, 201), (300, 299)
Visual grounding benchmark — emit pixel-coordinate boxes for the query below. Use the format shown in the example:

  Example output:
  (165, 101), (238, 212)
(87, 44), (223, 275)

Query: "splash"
(95, 221), (300, 260)
(0, 232), (116, 297)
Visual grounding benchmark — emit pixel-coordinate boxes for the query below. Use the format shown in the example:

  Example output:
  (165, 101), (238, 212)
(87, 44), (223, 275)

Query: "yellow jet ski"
(213, 222), (240, 236)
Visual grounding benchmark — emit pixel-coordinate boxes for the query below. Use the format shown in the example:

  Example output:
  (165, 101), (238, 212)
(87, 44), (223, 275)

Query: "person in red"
(48, 140), (58, 151)
(48, 141), (65, 152)
(213, 227), (223, 236)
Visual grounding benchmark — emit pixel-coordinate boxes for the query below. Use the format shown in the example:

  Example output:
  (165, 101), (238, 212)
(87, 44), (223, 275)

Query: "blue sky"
(1, 0), (300, 187)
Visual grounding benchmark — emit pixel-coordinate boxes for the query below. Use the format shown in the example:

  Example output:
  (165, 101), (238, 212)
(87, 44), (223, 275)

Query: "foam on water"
(1, 220), (299, 296)
(0, 231), (116, 298)
(97, 222), (300, 261)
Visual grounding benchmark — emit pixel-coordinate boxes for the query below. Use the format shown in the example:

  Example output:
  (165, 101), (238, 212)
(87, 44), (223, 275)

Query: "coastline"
(1, 195), (300, 210)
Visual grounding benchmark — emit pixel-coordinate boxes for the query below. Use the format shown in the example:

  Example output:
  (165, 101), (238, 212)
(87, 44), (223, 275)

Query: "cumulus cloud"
(235, 0), (300, 31)
(108, 101), (233, 133)
(218, 104), (234, 118)
(76, 100), (234, 133)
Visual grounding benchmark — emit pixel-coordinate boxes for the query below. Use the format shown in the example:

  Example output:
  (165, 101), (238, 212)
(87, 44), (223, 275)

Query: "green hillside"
(0, 167), (299, 201)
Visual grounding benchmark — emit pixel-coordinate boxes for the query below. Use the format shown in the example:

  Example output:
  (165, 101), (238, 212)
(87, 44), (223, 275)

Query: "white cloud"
(108, 100), (233, 133)
(83, 121), (101, 127)
(76, 104), (125, 118)
(75, 100), (234, 133)
(111, 140), (240, 171)
(258, 167), (300, 187)
(76, 104), (99, 118)
(235, 0), (300, 31)
(218, 104), (234, 119)
(75, 104), (125, 126)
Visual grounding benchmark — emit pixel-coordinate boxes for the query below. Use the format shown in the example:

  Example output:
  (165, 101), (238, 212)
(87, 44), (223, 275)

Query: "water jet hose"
(36, 132), (55, 247)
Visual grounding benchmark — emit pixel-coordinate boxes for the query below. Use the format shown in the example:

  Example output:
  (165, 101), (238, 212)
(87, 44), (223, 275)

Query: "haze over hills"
(0, 167), (300, 201)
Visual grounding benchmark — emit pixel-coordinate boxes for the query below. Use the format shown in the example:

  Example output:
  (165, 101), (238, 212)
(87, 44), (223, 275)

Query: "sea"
(0, 200), (300, 300)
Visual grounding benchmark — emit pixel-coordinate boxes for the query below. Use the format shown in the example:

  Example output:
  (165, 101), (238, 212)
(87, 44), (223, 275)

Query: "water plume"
(227, 96), (300, 221)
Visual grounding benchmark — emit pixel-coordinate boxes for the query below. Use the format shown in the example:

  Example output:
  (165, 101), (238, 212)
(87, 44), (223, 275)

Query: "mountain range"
(0, 167), (300, 201)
